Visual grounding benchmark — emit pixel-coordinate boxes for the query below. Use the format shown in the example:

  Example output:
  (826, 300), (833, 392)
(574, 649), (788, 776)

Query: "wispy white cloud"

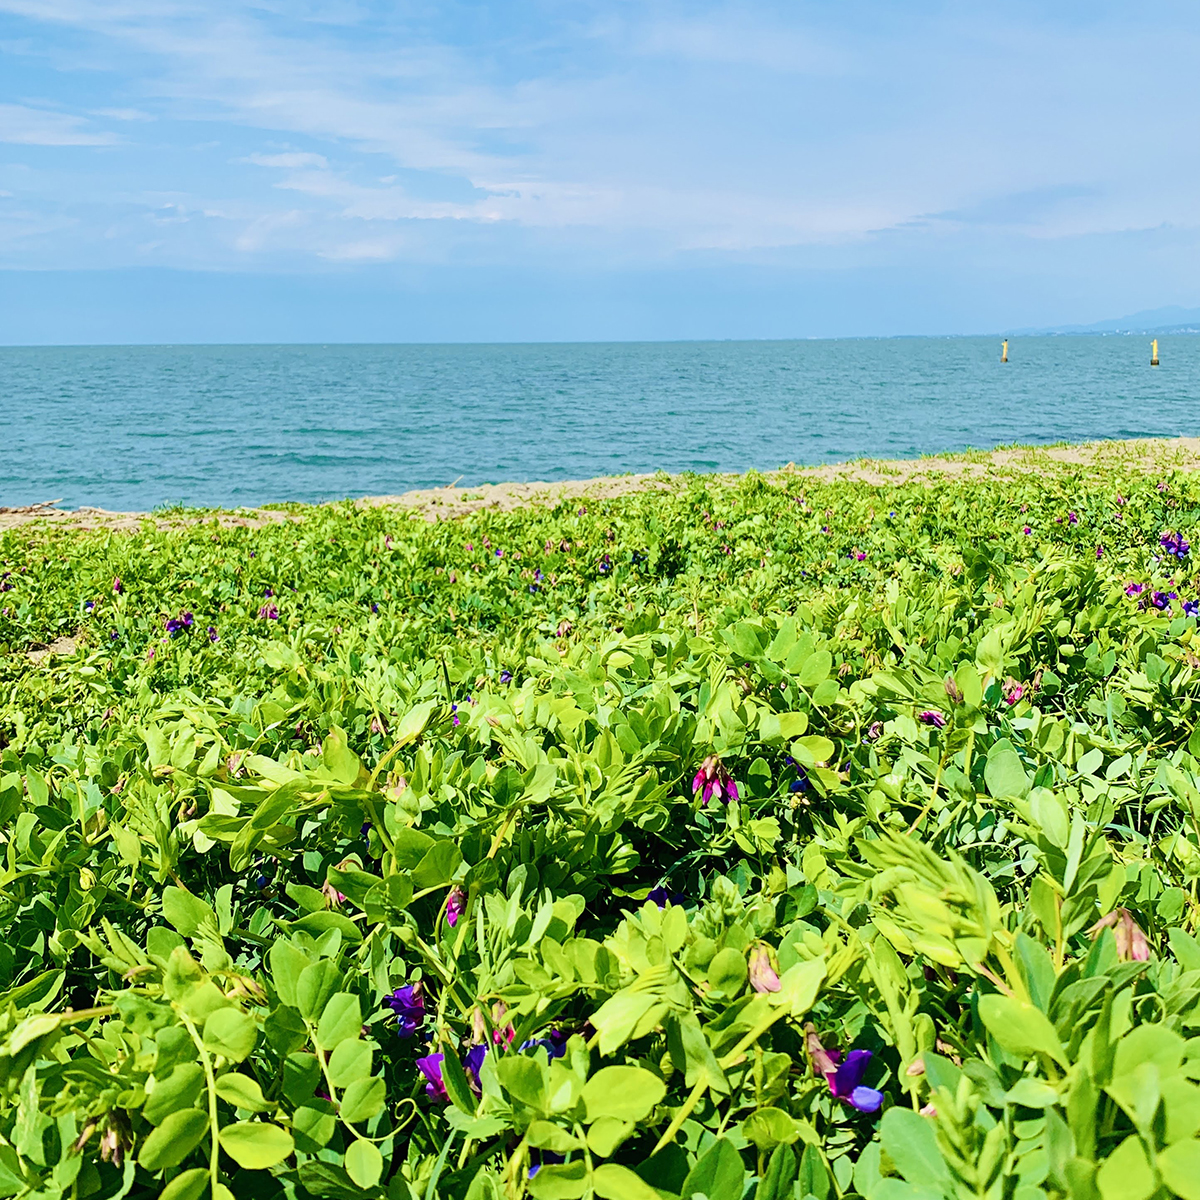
(0, 102), (117, 144)
(243, 150), (329, 169)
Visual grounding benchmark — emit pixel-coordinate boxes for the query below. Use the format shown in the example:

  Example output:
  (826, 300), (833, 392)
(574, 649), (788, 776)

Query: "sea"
(1, 336), (1197, 511)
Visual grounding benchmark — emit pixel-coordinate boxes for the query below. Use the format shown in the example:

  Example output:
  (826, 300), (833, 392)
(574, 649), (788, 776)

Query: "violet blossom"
(804, 1025), (883, 1113)
(918, 710), (946, 728)
(1088, 908), (1150, 962)
(384, 983), (425, 1038)
(446, 886), (467, 927)
(647, 885), (685, 908)
(416, 1053), (448, 1101)
(1161, 531), (1190, 560)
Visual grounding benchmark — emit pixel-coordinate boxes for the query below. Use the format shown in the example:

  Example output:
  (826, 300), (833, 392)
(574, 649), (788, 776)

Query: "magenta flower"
(1067, 512), (1078, 526)
(258, 604), (279, 620)
(1022, 526), (1031, 535)
(692, 755), (739, 806)
(1003, 680), (1024, 706)
(112, 577), (122, 593)
(207, 626), (219, 642)
(1125, 582), (1144, 597)
(918, 710), (946, 728)
(446, 886), (467, 927)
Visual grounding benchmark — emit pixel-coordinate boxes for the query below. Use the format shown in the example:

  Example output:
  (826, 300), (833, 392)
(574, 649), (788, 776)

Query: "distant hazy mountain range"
(1014, 306), (1200, 335)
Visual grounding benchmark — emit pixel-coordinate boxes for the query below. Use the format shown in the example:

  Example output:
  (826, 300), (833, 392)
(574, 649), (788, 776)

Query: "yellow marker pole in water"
(1001, 339), (1008, 363)
(1151, 338), (1160, 367)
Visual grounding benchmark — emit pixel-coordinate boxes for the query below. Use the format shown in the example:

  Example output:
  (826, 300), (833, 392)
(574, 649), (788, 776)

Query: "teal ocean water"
(2, 336), (1196, 511)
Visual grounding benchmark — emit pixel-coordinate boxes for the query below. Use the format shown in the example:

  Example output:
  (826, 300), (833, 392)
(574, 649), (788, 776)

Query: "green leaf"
(880, 1109), (949, 1189)
(203, 1008), (257, 1063)
(162, 887), (219, 938)
(498, 1055), (549, 1112)
(327, 1038), (374, 1087)
(758, 1145), (799, 1200)
(1158, 1139), (1200, 1200)
(440, 1043), (479, 1115)
(139, 1108), (210, 1170)
(159, 1168), (210, 1200)
(322, 727), (362, 786)
(582, 1066), (666, 1123)
(269, 940), (310, 1008)
(984, 738), (1029, 800)
(706, 947), (748, 998)
(345, 1139), (384, 1189)
(316, 993), (362, 1051)
(144, 1063), (205, 1125)
(680, 1137), (745, 1200)
(1096, 1134), (1154, 1200)
(340, 1076), (386, 1123)
(296, 960), (340, 1021)
(218, 1121), (295, 1170)
(592, 1164), (661, 1200)
(411, 840), (464, 889)
(527, 1160), (588, 1200)
(797, 650), (832, 688)
(978, 994), (1067, 1066)
(741, 1107), (800, 1149)
(214, 1073), (272, 1112)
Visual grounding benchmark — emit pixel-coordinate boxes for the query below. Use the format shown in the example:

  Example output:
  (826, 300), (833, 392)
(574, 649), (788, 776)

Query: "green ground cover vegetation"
(3, 452), (1200, 1200)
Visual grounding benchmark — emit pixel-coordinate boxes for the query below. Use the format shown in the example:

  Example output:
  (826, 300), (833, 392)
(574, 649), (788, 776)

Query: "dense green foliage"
(4, 453), (1200, 1200)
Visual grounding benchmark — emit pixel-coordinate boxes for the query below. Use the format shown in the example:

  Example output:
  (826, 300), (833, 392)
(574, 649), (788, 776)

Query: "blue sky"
(1, 0), (1199, 342)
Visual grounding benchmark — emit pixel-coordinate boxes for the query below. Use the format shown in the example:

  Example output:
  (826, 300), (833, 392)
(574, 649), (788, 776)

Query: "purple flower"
(918, 710), (946, 728)
(1125, 582), (1145, 597)
(207, 626), (219, 642)
(258, 604), (279, 620)
(165, 611), (194, 636)
(855, 551), (866, 561)
(789, 764), (809, 793)
(692, 755), (739, 806)
(597, 553), (612, 575)
(416, 1053), (448, 1101)
(518, 1030), (567, 1061)
(384, 984), (425, 1038)
(1185, 599), (1200, 619)
(84, 600), (94, 612)
(1151, 591), (1177, 611)
(112, 577), (122, 593)
(1161, 531), (1190, 560)
(110, 630), (118, 641)
(463, 1042), (487, 1091)
(264, 586), (274, 597)
(499, 670), (512, 684)
(371, 603), (379, 613)
(1023, 526), (1031, 535)
(446, 886), (467, 927)
(1096, 545), (1104, 559)
(1067, 512), (1078, 526)
(828, 1050), (883, 1112)
(647, 886), (685, 907)
(866, 721), (883, 741)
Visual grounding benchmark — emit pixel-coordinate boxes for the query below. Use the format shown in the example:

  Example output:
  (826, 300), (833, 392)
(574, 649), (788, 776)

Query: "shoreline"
(3, 435), (1200, 532)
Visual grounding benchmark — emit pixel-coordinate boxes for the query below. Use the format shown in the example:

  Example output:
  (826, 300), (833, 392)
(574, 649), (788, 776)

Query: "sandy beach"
(3, 435), (1199, 533)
